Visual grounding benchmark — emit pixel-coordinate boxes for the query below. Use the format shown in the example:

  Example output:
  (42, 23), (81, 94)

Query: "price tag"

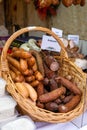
(51, 27), (63, 38)
(41, 35), (61, 52)
(68, 35), (79, 45)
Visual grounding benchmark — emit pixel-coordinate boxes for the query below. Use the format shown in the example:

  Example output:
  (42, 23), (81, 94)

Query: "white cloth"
(35, 111), (87, 130)
(35, 122), (78, 130)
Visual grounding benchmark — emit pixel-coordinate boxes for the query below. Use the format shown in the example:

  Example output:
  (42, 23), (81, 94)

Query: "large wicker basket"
(1, 26), (87, 123)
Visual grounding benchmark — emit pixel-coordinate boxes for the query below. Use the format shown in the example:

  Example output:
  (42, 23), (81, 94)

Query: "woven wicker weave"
(1, 26), (87, 123)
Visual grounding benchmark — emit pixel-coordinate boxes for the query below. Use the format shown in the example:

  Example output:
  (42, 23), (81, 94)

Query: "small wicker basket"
(1, 26), (87, 123)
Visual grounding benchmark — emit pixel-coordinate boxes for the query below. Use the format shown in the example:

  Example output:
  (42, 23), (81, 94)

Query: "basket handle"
(1, 26), (68, 69)
(1, 26), (68, 59)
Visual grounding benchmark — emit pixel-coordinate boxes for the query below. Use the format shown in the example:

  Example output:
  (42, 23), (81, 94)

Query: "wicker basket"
(1, 26), (87, 123)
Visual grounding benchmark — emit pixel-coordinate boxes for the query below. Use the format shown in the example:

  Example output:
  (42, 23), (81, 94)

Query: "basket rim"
(0, 26), (87, 123)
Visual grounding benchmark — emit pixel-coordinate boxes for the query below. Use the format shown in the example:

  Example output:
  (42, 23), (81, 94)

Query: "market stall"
(0, 0), (87, 130)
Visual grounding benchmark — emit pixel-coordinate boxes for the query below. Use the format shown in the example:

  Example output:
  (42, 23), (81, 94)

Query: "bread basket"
(1, 26), (87, 123)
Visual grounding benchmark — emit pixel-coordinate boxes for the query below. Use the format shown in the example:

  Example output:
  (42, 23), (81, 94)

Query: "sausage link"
(58, 95), (81, 113)
(55, 76), (82, 95)
(39, 86), (66, 103)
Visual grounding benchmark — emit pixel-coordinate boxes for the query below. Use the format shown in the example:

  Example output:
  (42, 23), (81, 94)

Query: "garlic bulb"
(20, 39), (41, 52)
(20, 43), (30, 51)
(74, 58), (87, 70)
(28, 39), (41, 51)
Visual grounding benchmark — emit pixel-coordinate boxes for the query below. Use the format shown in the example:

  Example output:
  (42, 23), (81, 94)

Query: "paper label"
(41, 35), (61, 52)
(68, 35), (79, 45)
(51, 27), (63, 37)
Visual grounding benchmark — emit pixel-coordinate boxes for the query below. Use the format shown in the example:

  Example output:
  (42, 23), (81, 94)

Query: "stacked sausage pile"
(7, 47), (82, 113)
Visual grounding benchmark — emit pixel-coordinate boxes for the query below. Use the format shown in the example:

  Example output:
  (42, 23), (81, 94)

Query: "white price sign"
(41, 35), (61, 52)
(51, 27), (63, 38)
(68, 35), (79, 45)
